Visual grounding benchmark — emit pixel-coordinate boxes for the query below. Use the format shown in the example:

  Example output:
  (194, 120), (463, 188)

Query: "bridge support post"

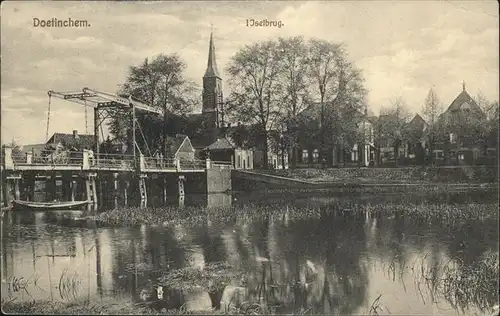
(163, 177), (168, 205)
(62, 172), (72, 202)
(139, 175), (147, 208)
(113, 173), (118, 209)
(178, 175), (185, 209)
(3, 177), (13, 206)
(123, 179), (129, 207)
(71, 179), (77, 202)
(46, 173), (57, 202)
(14, 178), (21, 201)
(91, 175), (97, 209)
(85, 173), (97, 211)
(23, 173), (35, 201)
(98, 177), (104, 209)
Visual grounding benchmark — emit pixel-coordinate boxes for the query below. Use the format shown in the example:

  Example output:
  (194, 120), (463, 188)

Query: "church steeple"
(202, 31), (223, 122)
(204, 32), (220, 78)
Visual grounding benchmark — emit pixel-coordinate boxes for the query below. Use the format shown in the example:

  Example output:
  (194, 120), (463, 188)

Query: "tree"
(225, 40), (283, 169)
(474, 91), (497, 120)
(276, 36), (311, 168)
(108, 54), (198, 155)
(379, 97), (410, 163)
(307, 39), (366, 163)
(422, 88), (443, 162)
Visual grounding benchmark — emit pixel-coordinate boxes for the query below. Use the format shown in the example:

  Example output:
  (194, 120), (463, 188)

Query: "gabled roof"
(165, 134), (194, 156)
(206, 137), (235, 151)
(47, 132), (95, 149)
(408, 113), (427, 129)
(445, 89), (482, 114)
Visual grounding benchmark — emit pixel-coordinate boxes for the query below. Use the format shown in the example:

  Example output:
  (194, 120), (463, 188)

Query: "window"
(449, 133), (457, 144)
(459, 153), (465, 160)
(312, 149), (319, 163)
(302, 149), (308, 162)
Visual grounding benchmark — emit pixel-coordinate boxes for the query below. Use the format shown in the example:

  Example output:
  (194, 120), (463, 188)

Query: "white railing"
(4, 147), (216, 172)
(211, 161), (233, 170)
(93, 153), (135, 169)
(14, 151), (84, 166)
(143, 156), (176, 170)
(179, 159), (206, 170)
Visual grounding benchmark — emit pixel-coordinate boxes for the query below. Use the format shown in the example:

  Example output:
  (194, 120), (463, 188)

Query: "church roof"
(203, 32), (220, 78)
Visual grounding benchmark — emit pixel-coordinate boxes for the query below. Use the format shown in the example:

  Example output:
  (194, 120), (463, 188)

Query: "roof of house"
(206, 137), (235, 151)
(165, 134), (194, 156)
(408, 114), (427, 129)
(445, 89), (483, 114)
(47, 132), (95, 149)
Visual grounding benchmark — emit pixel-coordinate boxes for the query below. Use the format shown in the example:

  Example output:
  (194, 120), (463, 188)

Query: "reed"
(85, 201), (498, 228)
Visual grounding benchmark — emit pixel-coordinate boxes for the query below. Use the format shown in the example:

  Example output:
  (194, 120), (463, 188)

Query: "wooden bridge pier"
(139, 174), (147, 208)
(178, 175), (185, 209)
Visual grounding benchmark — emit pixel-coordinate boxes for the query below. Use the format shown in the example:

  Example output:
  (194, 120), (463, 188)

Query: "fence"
(93, 153), (135, 169)
(143, 156), (176, 170)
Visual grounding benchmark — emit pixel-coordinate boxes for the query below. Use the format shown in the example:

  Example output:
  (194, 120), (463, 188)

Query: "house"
(163, 134), (195, 161)
(47, 130), (95, 150)
(402, 114), (428, 163)
(295, 102), (375, 167)
(437, 83), (488, 165)
(205, 137), (254, 169)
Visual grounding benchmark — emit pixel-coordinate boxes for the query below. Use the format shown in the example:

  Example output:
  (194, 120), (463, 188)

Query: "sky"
(1, 0), (498, 145)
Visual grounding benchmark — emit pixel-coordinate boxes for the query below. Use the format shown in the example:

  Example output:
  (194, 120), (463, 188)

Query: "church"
(186, 32), (256, 169)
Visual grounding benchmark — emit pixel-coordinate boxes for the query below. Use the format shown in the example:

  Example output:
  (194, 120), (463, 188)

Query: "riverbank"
(0, 299), (247, 315)
(258, 166), (498, 184)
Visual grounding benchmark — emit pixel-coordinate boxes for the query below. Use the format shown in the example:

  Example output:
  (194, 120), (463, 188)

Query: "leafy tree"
(108, 54), (198, 156)
(225, 40), (283, 169)
(307, 39), (366, 162)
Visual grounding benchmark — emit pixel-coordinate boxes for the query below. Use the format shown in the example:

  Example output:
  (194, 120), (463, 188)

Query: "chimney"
(227, 123), (231, 128)
(73, 130), (79, 139)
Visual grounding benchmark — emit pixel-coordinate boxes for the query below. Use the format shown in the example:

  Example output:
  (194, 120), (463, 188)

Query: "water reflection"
(1, 192), (498, 315)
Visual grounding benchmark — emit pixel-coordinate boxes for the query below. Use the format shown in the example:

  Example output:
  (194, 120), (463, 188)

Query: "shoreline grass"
(84, 200), (499, 228)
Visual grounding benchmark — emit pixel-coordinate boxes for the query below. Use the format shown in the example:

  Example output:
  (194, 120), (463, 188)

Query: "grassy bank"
(1, 298), (304, 315)
(259, 166), (498, 184)
(85, 201), (498, 227)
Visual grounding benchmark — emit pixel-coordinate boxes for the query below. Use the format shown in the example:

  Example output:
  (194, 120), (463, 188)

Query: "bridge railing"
(179, 159), (206, 170)
(142, 156), (176, 170)
(13, 151), (84, 167)
(93, 153), (135, 170)
(211, 161), (233, 170)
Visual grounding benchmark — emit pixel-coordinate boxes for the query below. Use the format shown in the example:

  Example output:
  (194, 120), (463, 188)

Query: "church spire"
(204, 32), (220, 78)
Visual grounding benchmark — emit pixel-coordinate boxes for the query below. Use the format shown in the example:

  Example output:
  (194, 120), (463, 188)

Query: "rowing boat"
(12, 200), (88, 211)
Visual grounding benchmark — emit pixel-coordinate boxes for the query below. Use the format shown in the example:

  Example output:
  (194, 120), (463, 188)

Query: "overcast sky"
(1, 0), (498, 145)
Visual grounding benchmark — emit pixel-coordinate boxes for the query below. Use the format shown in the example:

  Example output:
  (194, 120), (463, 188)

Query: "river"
(1, 190), (498, 315)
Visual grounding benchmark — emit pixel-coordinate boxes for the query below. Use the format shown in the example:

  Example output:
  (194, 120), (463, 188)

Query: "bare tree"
(422, 88), (443, 159)
(226, 40), (283, 169)
(379, 97), (411, 163)
(474, 91), (498, 121)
